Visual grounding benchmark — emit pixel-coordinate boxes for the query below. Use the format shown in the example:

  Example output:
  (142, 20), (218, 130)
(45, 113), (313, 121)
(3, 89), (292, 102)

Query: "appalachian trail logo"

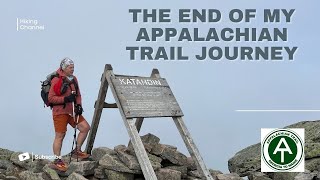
(261, 128), (304, 172)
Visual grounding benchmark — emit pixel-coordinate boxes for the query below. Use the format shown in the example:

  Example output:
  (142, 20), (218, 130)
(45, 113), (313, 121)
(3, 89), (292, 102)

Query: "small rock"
(114, 145), (141, 170)
(66, 172), (88, 180)
(187, 157), (197, 171)
(29, 159), (51, 173)
(5, 166), (20, 176)
(216, 173), (242, 180)
(128, 133), (161, 154)
(128, 142), (153, 155)
(4, 176), (19, 180)
(157, 146), (187, 166)
(186, 176), (201, 180)
(66, 161), (98, 176)
(19, 171), (44, 180)
(248, 172), (271, 180)
(141, 133), (161, 145)
(156, 168), (181, 180)
(91, 147), (116, 161)
(151, 144), (177, 156)
(99, 154), (141, 174)
(209, 169), (223, 179)
(294, 172), (316, 180)
(188, 170), (201, 178)
(164, 166), (188, 178)
(269, 172), (299, 180)
(148, 153), (162, 170)
(104, 169), (134, 180)
(42, 164), (61, 180)
(0, 160), (14, 170)
(0, 172), (5, 179)
(0, 148), (14, 161)
(94, 166), (107, 179)
(306, 158), (320, 172)
(305, 143), (320, 159)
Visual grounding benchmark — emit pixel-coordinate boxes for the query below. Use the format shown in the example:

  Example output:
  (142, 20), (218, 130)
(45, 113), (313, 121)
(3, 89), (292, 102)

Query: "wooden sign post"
(85, 64), (213, 180)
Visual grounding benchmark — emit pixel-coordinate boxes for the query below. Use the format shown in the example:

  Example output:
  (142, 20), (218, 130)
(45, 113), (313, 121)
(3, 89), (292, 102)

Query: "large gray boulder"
(228, 120), (320, 177)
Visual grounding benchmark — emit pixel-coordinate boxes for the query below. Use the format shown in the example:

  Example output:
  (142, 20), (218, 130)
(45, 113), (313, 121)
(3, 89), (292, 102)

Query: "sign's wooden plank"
(111, 75), (183, 118)
(173, 116), (214, 180)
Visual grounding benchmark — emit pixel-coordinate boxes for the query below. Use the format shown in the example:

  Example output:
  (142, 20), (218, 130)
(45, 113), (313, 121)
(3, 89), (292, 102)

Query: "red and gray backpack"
(41, 71), (78, 108)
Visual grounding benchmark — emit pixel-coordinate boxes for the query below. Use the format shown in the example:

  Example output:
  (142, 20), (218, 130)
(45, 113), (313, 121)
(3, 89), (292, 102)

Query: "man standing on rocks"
(48, 58), (91, 171)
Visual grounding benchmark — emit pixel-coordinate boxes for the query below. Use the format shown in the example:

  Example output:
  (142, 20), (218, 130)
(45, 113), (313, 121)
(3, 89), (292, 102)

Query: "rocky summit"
(1, 133), (236, 180)
(5, 118), (319, 180)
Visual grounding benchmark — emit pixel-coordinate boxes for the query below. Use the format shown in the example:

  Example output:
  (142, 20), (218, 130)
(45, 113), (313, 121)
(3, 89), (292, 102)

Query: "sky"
(0, 0), (320, 173)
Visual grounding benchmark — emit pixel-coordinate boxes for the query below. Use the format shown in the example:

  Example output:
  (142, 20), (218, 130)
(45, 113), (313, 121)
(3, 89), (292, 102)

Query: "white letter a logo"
(273, 138), (293, 163)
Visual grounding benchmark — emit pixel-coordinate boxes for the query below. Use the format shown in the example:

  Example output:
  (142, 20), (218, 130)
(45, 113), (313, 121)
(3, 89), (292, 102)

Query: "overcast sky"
(0, 0), (320, 173)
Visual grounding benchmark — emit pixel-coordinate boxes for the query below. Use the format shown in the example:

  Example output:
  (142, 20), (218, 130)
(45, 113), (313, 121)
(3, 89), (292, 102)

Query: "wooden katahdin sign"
(85, 64), (213, 180)
(111, 75), (183, 118)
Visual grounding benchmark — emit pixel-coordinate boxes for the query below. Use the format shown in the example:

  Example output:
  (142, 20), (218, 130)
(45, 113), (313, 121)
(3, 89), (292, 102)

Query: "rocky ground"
(2, 120), (319, 180)
(0, 133), (241, 180)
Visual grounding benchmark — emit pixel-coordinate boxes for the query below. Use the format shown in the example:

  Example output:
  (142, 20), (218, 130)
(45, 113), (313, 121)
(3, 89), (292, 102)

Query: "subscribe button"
(18, 152), (31, 161)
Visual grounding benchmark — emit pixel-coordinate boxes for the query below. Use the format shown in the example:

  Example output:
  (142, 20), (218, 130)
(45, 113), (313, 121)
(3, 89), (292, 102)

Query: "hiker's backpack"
(41, 71), (79, 107)
(41, 71), (59, 107)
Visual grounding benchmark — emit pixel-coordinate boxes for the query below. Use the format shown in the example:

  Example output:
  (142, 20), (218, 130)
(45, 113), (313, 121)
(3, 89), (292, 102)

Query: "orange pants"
(53, 114), (85, 133)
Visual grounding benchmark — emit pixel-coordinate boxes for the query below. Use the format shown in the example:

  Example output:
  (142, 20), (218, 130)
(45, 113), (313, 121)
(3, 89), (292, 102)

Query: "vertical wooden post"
(106, 65), (158, 180)
(134, 68), (161, 132)
(85, 64), (110, 154)
(173, 116), (214, 180)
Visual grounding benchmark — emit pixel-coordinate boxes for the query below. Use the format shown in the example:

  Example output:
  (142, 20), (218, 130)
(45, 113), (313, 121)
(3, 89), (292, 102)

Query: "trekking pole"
(69, 91), (79, 162)
(75, 114), (79, 162)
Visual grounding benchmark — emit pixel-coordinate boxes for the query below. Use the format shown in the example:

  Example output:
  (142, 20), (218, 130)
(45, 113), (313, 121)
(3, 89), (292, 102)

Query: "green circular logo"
(262, 129), (304, 171)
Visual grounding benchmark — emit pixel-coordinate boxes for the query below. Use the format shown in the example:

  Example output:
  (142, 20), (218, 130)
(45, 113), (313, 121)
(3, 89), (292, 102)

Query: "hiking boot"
(52, 159), (68, 172)
(71, 149), (90, 159)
